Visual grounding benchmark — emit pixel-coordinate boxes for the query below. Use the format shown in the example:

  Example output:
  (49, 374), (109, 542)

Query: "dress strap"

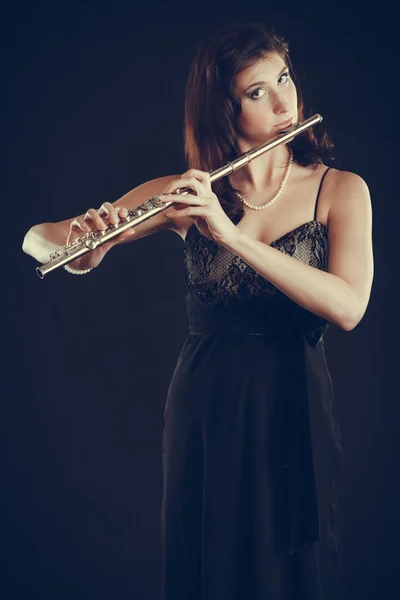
(314, 167), (332, 221)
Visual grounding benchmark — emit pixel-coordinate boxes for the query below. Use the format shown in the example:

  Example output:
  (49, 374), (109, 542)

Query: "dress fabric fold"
(161, 220), (343, 600)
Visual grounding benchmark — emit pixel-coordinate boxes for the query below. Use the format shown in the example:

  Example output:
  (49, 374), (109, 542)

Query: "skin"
(22, 53), (301, 264)
(155, 54), (374, 330)
(64, 52), (298, 254)
(158, 53), (300, 243)
(233, 52), (298, 187)
(22, 52), (374, 331)
(157, 53), (300, 241)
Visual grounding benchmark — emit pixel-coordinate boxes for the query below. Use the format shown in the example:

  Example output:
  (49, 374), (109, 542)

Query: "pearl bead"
(229, 148), (293, 211)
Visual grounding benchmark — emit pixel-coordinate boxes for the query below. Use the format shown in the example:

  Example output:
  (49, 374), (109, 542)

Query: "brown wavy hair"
(184, 22), (335, 223)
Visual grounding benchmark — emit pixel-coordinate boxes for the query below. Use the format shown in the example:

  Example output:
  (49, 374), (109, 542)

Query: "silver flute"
(36, 114), (323, 278)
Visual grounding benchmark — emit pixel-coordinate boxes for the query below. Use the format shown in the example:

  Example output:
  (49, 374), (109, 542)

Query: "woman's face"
(233, 52), (298, 146)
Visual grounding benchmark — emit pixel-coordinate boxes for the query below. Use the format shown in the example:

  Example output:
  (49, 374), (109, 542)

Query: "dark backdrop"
(3, 0), (399, 599)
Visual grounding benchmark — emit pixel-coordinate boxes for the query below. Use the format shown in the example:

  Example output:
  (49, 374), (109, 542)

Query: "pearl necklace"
(229, 148), (294, 211)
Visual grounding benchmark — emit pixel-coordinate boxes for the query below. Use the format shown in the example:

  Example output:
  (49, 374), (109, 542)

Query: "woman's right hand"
(66, 202), (136, 270)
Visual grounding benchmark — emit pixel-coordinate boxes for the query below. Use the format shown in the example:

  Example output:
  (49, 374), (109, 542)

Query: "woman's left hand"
(158, 169), (239, 246)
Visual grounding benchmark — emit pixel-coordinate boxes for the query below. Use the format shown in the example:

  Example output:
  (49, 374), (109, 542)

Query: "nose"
(273, 91), (292, 115)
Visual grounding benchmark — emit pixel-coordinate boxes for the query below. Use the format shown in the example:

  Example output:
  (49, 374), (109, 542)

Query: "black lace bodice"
(184, 220), (329, 309)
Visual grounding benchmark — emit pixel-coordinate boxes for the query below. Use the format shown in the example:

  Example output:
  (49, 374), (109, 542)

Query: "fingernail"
(158, 194), (167, 200)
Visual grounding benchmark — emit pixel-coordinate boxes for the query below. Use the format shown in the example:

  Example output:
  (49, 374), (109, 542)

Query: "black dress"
(160, 167), (343, 600)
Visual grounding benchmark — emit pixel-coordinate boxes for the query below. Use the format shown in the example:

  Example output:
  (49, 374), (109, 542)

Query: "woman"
(23, 22), (373, 600)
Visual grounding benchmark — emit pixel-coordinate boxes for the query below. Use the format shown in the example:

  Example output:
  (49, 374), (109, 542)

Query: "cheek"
(238, 102), (267, 128)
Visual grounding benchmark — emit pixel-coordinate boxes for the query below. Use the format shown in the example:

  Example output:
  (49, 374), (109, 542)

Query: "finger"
(182, 169), (212, 184)
(158, 193), (205, 205)
(67, 215), (134, 247)
(98, 202), (126, 225)
(98, 204), (127, 215)
(116, 205), (129, 218)
(70, 217), (91, 233)
(84, 208), (108, 230)
(162, 177), (203, 196)
(66, 218), (90, 245)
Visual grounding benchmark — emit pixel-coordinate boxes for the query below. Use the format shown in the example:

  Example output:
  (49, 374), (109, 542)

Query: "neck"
(231, 141), (291, 192)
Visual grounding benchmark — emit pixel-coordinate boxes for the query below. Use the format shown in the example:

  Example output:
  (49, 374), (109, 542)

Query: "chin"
(253, 130), (274, 143)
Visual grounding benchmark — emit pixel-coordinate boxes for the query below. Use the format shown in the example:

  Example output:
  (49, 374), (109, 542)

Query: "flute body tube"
(36, 114), (322, 278)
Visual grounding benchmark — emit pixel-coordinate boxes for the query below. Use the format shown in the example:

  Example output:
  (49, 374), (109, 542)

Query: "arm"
(22, 174), (182, 265)
(222, 170), (374, 331)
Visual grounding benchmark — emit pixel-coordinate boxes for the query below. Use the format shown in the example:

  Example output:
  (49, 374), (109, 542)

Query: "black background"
(3, 0), (399, 598)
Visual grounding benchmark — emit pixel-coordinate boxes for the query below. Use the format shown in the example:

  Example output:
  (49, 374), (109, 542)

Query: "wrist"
(220, 224), (245, 251)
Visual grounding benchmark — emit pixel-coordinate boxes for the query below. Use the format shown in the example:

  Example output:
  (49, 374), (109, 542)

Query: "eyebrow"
(243, 65), (288, 93)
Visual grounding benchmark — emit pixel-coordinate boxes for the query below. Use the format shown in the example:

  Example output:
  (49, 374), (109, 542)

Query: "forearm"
(222, 230), (361, 331)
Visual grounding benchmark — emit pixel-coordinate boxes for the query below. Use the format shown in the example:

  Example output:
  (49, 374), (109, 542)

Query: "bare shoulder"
(327, 168), (369, 192)
(322, 168), (371, 221)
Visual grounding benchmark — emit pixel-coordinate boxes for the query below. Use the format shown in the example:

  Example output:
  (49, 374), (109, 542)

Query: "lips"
(275, 117), (292, 129)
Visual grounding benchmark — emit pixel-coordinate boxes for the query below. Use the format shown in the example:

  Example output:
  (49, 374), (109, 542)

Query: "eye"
(249, 88), (266, 100)
(279, 71), (290, 84)
(249, 72), (290, 100)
